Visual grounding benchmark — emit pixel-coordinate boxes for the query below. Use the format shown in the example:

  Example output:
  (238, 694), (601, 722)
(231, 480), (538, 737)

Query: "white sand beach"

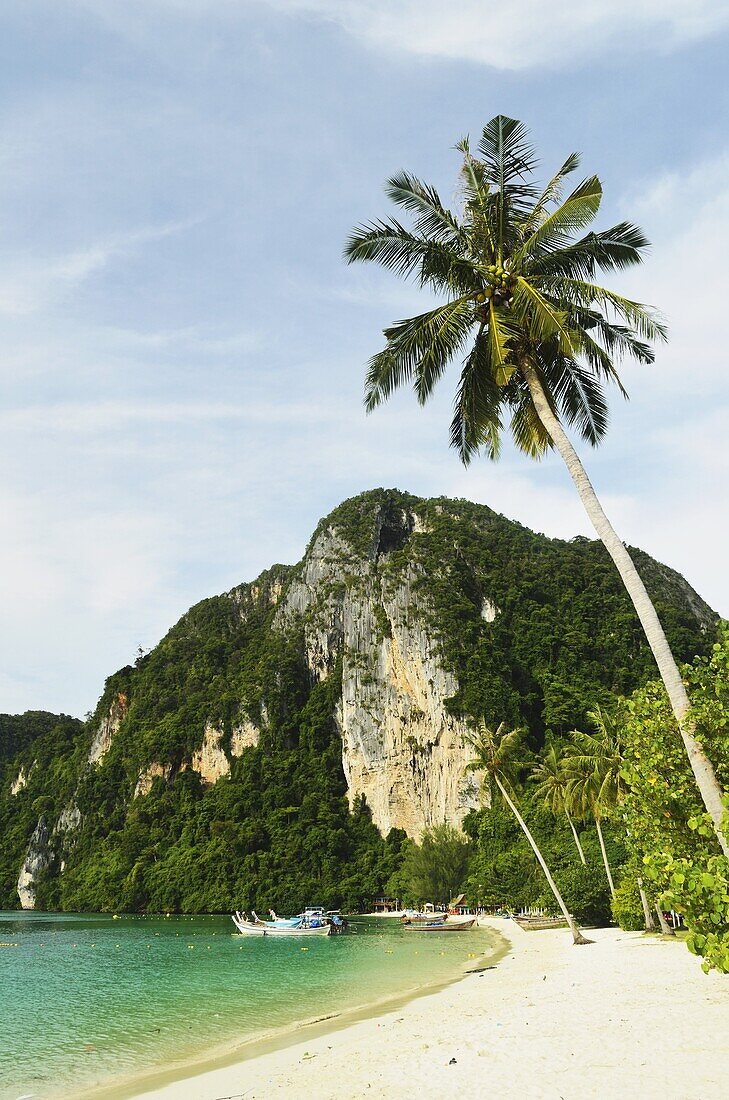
(128, 920), (729, 1100)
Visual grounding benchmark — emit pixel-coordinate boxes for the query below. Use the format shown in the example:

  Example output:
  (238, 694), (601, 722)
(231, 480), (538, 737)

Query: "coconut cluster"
(474, 262), (516, 309)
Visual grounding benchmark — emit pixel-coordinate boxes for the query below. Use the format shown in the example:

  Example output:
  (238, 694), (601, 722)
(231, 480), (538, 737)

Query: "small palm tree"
(532, 746), (586, 865)
(565, 709), (673, 933)
(466, 720), (591, 945)
(563, 706), (623, 897)
(345, 116), (727, 857)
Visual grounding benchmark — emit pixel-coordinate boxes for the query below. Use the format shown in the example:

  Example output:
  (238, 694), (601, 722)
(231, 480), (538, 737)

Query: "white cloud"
(613, 152), (729, 405)
(75, 0), (729, 69)
(0, 396), (348, 433)
(0, 484), (181, 714)
(0, 220), (195, 315)
(284, 0), (729, 68)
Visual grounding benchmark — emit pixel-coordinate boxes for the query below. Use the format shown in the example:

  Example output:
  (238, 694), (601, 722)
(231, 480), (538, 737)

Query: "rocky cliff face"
(87, 691), (129, 765)
(17, 816), (52, 908)
(276, 524), (481, 835)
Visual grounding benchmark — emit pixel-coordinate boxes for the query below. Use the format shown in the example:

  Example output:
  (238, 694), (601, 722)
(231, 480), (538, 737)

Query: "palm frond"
(464, 719), (526, 798)
(364, 298), (474, 411)
(478, 116), (539, 191)
(513, 175), (603, 265)
(530, 222), (651, 280)
(512, 278), (575, 354)
(488, 301), (520, 384)
(343, 220), (480, 294)
(508, 387), (553, 458)
(450, 327), (504, 463)
(522, 152), (581, 233)
(531, 747), (570, 814)
(456, 139), (491, 209)
(474, 117), (541, 257)
(546, 356), (610, 446)
(347, 118), (666, 469)
(562, 712), (624, 816)
(540, 276), (667, 343)
(364, 346), (412, 412)
(570, 309), (653, 371)
(385, 172), (463, 244)
(592, 287), (667, 343)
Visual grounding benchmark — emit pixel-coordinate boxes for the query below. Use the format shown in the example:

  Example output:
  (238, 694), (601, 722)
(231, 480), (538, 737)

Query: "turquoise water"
(0, 912), (499, 1099)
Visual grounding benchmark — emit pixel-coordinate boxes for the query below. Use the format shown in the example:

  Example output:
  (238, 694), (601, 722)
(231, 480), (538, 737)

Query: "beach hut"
(448, 893), (471, 915)
(372, 896), (400, 913)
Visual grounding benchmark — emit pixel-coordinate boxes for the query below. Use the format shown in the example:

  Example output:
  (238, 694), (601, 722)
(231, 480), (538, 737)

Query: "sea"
(0, 911), (500, 1099)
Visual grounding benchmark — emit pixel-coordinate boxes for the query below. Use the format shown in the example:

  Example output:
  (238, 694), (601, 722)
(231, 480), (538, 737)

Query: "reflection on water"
(0, 911), (498, 1098)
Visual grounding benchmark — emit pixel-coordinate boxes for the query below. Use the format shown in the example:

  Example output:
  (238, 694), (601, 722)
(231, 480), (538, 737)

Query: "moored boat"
(231, 908), (332, 936)
(404, 916), (475, 932)
(512, 914), (569, 931)
(400, 909), (447, 924)
(231, 912), (269, 935)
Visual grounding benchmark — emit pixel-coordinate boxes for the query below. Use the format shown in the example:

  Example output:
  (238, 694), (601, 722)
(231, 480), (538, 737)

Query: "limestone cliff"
(276, 524), (481, 835)
(17, 816), (52, 909)
(87, 691), (129, 765)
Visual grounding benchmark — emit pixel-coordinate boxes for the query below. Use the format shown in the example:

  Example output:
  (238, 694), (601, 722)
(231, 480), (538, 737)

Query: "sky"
(2, 1), (729, 718)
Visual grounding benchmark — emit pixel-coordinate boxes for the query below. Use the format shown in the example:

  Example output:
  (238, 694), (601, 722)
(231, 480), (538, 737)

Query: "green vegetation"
(458, 628), (729, 972)
(620, 626), (729, 971)
(464, 777), (619, 924)
(465, 721), (592, 943)
(0, 712), (85, 904)
(388, 824), (472, 907)
(563, 707), (625, 898)
(32, 658), (402, 915)
(345, 116), (728, 854)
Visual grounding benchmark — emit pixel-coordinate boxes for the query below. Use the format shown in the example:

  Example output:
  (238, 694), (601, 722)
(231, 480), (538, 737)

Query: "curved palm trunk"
(654, 904), (675, 936)
(638, 878), (655, 931)
(566, 810), (587, 864)
(594, 817), (615, 897)
(522, 364), (729, 859)
(494, 775), (592, 945)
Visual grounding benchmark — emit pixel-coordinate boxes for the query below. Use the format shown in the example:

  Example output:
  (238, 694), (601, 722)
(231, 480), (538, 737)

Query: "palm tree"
(638, 881), (657, 932)
(345, 116), (728, 857)
(531, 746), (586, 865)
(565, 709), (671, 932)
(563, 706), (623, 897)
(465, 720), (591, 945)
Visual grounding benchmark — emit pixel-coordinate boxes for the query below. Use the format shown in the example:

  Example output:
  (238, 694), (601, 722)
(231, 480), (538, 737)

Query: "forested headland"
(0, 489), (719, 935)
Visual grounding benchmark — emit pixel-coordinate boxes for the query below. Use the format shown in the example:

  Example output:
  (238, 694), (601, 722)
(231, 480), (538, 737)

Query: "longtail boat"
(231, 909), (331, 936)
(512, 914), (569, 931)
(403, 916), (475, 932)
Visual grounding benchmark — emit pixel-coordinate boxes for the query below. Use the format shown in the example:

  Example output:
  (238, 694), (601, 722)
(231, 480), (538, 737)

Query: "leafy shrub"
(621, 625), (729, 971)
(611, 874), (646, 931)
(642, 822), (729, 973)
(540, 863), (611, 924)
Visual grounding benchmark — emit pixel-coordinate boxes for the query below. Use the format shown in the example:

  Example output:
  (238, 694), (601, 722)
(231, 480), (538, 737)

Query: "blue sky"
(2, 1), (729, 717)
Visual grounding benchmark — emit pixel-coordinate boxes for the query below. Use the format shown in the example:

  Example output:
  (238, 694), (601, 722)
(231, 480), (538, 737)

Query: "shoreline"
(118, 919), (728, 1100)
(71, 925), (507, 1100)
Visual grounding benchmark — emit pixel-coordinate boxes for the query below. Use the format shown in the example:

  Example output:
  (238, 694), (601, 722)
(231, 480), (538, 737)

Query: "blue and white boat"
(231, 907), (331, 936)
